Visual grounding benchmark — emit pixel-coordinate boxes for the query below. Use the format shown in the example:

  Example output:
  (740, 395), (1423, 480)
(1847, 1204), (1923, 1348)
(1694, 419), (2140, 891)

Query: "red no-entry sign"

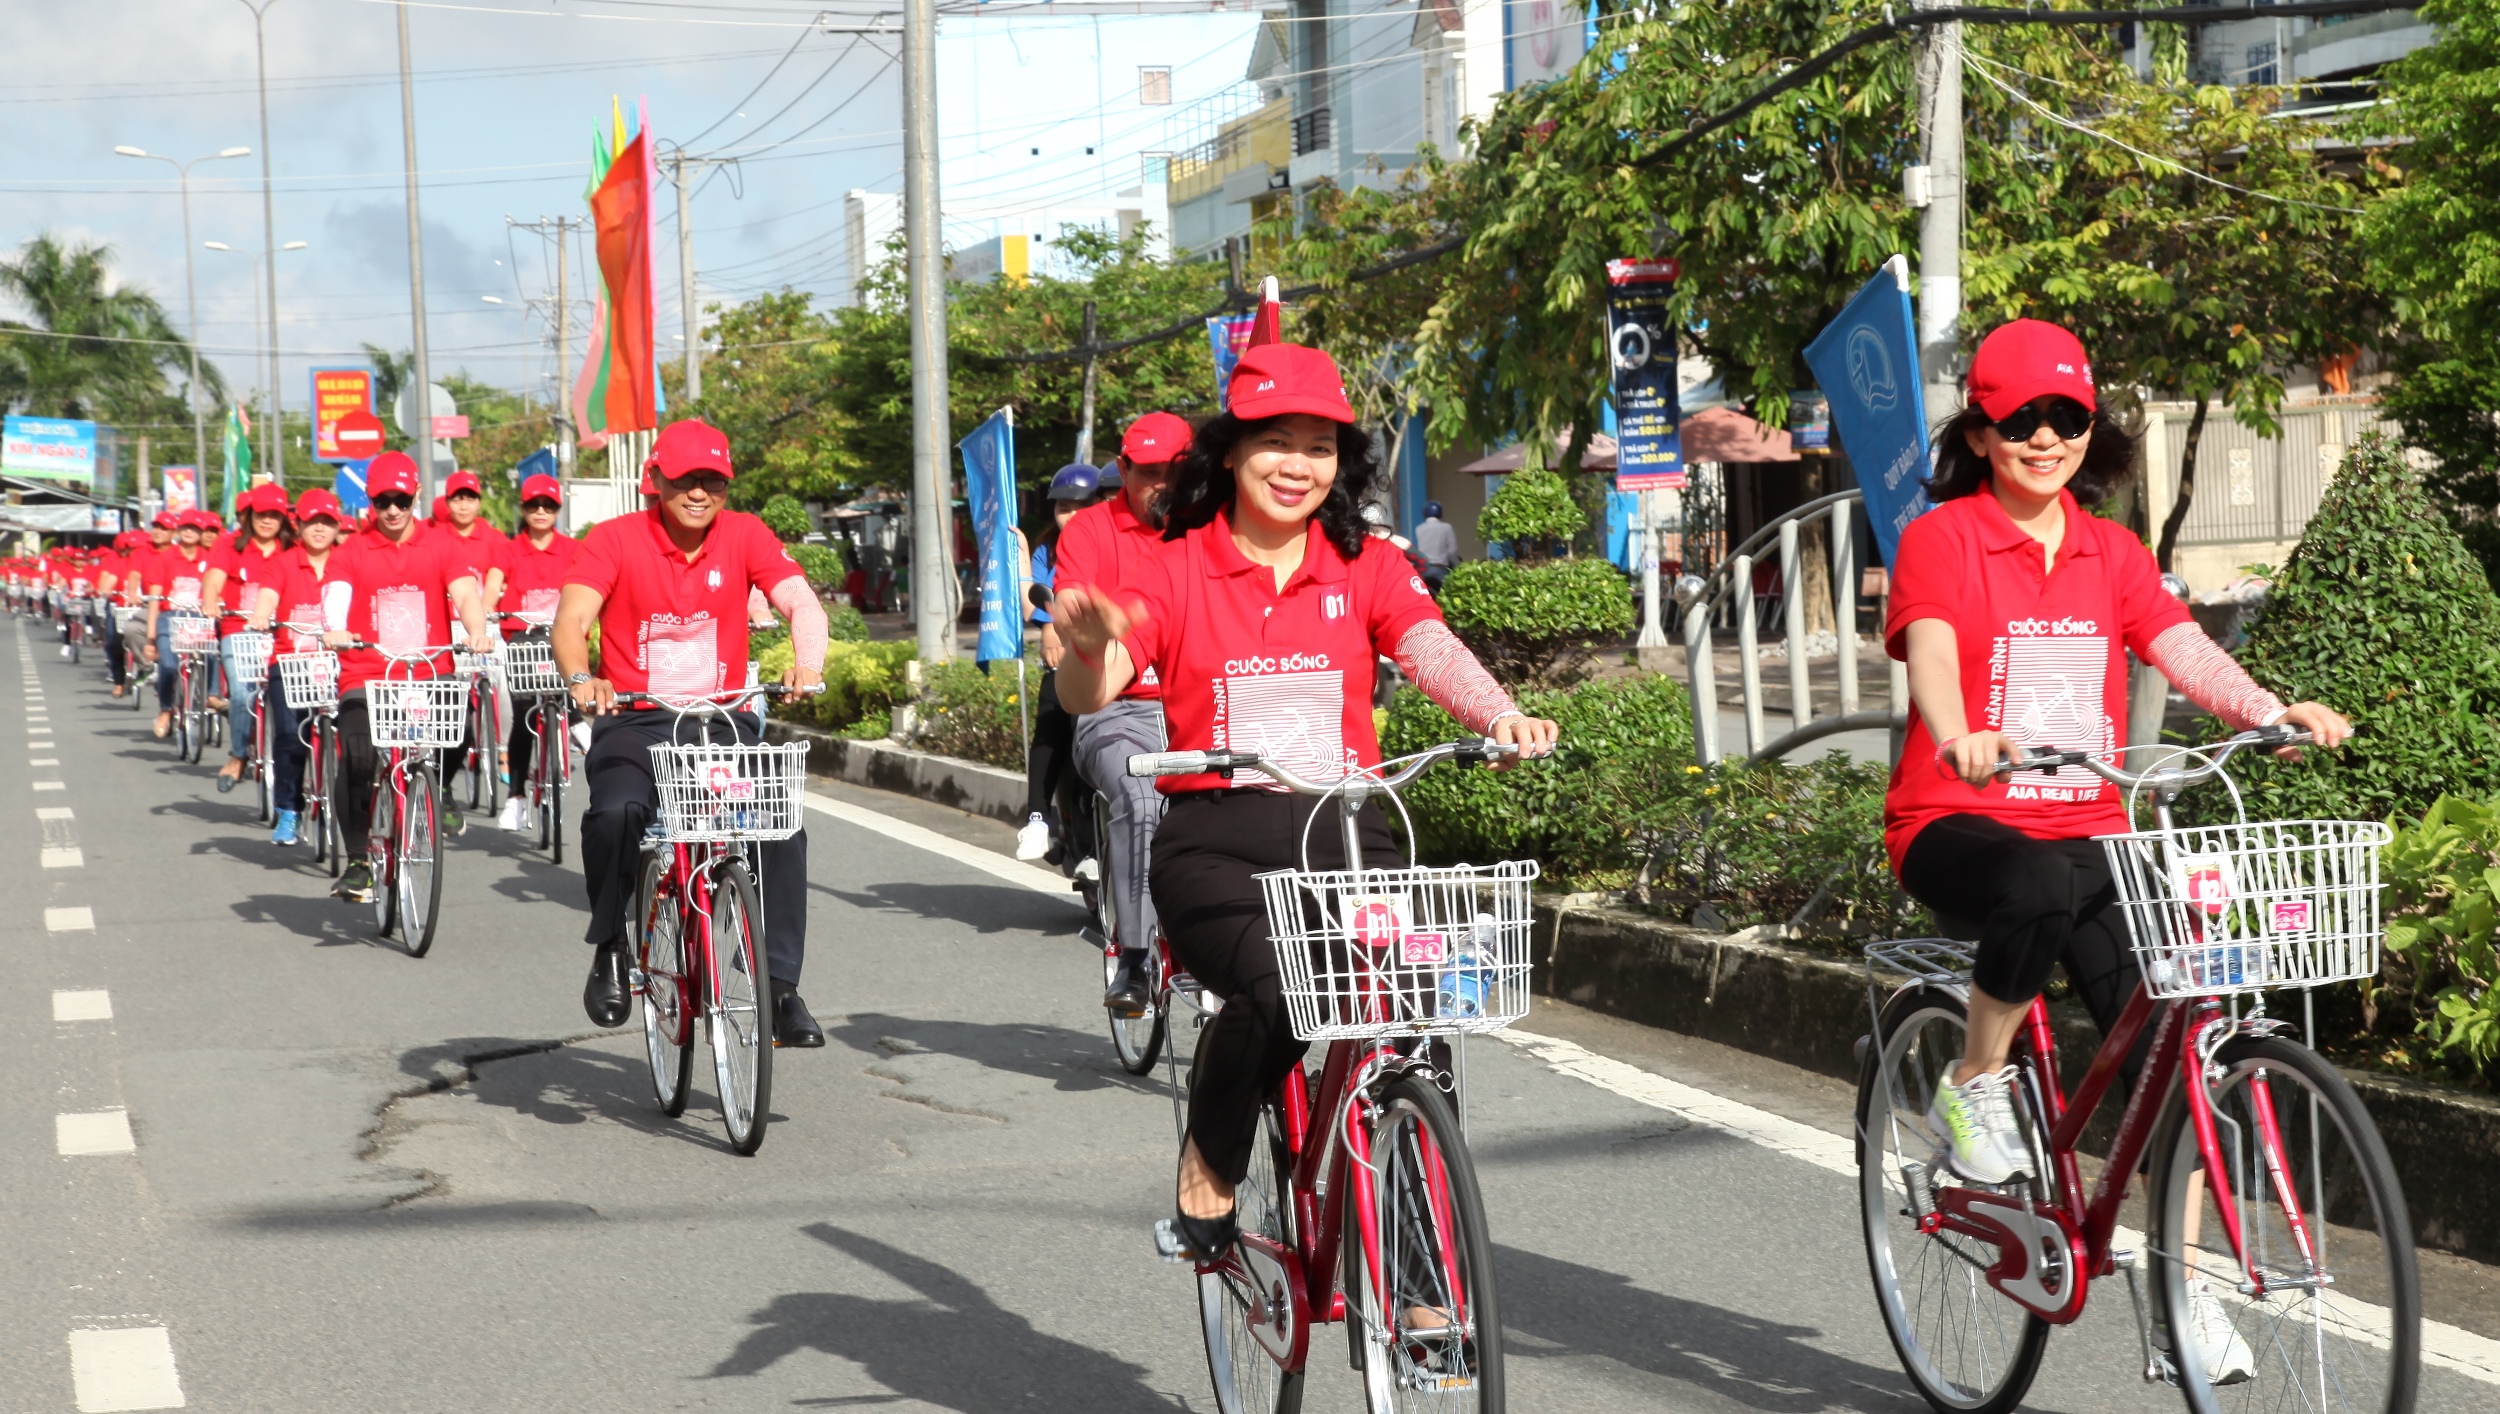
(333, 409), (385, 460)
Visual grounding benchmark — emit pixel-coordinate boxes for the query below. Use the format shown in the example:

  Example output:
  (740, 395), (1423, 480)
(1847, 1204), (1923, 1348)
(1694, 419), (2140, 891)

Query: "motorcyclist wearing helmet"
(1015, 463), (1111, 864)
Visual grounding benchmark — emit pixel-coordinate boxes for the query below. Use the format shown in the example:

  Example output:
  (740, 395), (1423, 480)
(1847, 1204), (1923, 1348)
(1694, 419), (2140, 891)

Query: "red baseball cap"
(1966, 319), (2097, 422)
(296, 488), (345, 524)
(1120, 411), (1194, 463)
(519, 473), (562, 504)
(152, 511), (179, 530)
(1226, 343), (1355, 423)
(366, 451), (422, 499)
(241, 483), (290, 516)
(646, 418), (735, 480)
(444, 469), (483, 498)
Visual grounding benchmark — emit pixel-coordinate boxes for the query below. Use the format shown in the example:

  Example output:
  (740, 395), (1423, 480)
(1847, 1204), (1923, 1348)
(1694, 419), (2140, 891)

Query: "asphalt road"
(4, 616), (2495, 1413)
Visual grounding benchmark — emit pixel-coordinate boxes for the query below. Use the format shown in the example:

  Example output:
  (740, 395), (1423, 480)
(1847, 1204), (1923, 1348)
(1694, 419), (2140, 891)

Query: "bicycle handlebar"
(1971, 725), (2314, 791)
(1126, 737), (1519, 794)
(609, 683), (826, 715)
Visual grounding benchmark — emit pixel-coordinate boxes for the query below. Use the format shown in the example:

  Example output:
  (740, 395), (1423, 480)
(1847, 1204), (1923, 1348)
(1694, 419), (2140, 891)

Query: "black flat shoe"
(583, 943), (629, 1028)
(772, 983), (824, 1047)
(1104, 951), (1151, 1017)
(1154, 1207), (1239, 1264)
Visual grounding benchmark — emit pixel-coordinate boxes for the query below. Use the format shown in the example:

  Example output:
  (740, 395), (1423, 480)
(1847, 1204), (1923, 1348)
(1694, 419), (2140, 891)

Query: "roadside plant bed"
(2376, 792), (2500, 1090)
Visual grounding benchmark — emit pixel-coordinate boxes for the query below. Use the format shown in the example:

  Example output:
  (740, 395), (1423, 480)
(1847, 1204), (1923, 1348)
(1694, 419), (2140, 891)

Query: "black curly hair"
(1926, 401), (2142, 508)
(1158, 411), (1377, 560)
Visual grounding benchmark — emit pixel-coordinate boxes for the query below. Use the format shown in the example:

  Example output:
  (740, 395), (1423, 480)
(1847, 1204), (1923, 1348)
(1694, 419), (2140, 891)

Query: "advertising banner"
(2, 416), (99, 483)
(309, 366), (377, 462)
(1604, 258), (1684, 491)
(1507, 0), (1589, 87)
(958, 408), (1023, 664)
(162, 465), (199, 515)
(1207, 312), (1256, 409)
(1800, 255), (1931, 566)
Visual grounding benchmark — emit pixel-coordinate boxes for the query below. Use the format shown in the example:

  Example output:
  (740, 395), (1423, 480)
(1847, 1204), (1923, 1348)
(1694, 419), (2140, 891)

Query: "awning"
(1460, 430), (1620, 474)
(1681, 406), (1799, 464)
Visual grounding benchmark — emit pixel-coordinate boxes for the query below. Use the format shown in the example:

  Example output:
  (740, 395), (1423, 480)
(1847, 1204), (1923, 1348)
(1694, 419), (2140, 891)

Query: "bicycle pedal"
(1152, 1218), (1194, 1265)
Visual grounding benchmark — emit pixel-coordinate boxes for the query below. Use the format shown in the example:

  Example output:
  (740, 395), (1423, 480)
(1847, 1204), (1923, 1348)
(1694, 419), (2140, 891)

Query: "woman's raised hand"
(1049, 583), (1146, 663)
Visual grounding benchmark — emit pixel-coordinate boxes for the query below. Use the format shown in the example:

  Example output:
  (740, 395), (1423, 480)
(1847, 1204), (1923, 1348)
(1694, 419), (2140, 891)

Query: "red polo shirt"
(493, 528), (579, 632)
(1054, 493), (1165, 702)
(1882, 487), (2193, 872)
(265, 545), (339, 654)
(205, 537), (289, 636)
(1114, 513), (1441, 794)
(438, 520), (507, 588)
(326, 523), (476, 691)
(566, 507), (803, 698)
(148, 544), (211, 612)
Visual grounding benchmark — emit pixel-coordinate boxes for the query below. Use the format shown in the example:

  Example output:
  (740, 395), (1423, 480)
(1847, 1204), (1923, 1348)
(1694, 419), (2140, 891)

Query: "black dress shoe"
(773, 982), (825, 1047)
(583, 943), (629, 1028)
(1104, 950), (1151, 1017)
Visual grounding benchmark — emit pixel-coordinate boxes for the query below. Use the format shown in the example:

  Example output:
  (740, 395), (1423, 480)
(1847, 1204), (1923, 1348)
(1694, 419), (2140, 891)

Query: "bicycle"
(500, 624), (573, 863)
(166, 610), (221, 764)
(455, 645), (503, 817)
(61, 583), (89, 665)
(619, 684), (818, 1155)
(229, 628), (277, 824)
(1088, 787), (1221, 1079)
(1130, 739), (1538, 1414)
(275, 647), (343, 876)
(1857, 725), (2418, 1414)
(112, 601), (147, 710)
(360, 646), (468, 958)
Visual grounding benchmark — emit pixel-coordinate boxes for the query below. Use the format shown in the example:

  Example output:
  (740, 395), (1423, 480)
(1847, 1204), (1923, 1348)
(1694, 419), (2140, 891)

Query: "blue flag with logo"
(960, 408), (1023, 663)
(1802, 255), (1931, 566)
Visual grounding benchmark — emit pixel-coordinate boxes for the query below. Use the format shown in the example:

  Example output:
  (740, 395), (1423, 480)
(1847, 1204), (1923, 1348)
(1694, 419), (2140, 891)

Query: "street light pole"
(204, 238), (308, 492)
(395, 0), (438, 501)
(904, 0), (954, 665)
(115, 145), (251, 480)
(236, 0), (290, 485)
(1913, 0), (1965, 429)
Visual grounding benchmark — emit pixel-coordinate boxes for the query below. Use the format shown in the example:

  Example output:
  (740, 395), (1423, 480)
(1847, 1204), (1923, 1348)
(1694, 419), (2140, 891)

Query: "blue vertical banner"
(959, 407), (1023, 664)
(1802, 255), (1931, 566)
(1207, 312), (1256, 409)
(1604, 259), (1684, 491)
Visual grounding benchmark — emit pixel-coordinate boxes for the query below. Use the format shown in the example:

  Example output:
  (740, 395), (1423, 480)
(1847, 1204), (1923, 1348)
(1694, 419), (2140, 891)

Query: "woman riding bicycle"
(249, 488), (349, 847)
(1885, 319), (2351, 1187)
(482, 470), (578, 833)
(202, 483), (297, 794)
(1052, 340), (1558, 1257)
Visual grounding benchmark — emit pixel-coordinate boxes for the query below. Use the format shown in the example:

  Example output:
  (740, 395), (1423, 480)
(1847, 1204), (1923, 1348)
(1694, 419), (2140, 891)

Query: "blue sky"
(0, 0), (1260, 422)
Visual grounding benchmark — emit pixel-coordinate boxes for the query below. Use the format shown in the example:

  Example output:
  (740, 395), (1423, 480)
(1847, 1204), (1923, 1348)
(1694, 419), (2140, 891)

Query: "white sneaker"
(2185, 1279), (2255, 1385)
(1014, 812), (1051, 861)
(1928, 1067), (2032, 1185)
(497, 797), (532, 832)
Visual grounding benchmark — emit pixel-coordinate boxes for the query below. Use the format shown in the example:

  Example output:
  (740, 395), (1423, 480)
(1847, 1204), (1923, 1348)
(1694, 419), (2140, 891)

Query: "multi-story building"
(2121, 8), (2437, 96)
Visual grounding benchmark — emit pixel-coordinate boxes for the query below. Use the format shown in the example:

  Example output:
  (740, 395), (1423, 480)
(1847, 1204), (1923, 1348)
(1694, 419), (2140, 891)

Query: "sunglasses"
(522, 499), (560, 513)
(1992, 397), (2094, 443)
(371, 493), (415, 511)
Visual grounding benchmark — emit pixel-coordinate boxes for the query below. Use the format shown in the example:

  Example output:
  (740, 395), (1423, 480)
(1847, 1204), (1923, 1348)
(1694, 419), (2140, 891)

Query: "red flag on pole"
(589, 129), (657, 434)
(1246, 275), (1282, 348)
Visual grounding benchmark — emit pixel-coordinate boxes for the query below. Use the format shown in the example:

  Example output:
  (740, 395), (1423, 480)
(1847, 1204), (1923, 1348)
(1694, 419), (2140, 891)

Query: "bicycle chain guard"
(1214, 1235), (1309, 1371)
(1934, 1189), (2090, 1324)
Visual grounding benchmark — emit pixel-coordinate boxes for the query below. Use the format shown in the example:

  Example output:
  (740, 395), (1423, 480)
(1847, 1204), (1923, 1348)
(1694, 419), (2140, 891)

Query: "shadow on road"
(709, 1224), (1183, 1411)
(1496, 1244), (1921, 1412)
(393, 1034), (752, 1154)
(229, 890), (409, 952)
(812, 878), (1076, 937)
(826, 1012), (1162, 1097)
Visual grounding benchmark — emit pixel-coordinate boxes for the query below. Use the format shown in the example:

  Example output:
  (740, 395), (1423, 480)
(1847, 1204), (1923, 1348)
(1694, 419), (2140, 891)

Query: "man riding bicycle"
(553, 418), (831, 1049)
(1056, 411), (1192, 1014)
(143, 511), (215, 740)
(319, 452), (497, 903)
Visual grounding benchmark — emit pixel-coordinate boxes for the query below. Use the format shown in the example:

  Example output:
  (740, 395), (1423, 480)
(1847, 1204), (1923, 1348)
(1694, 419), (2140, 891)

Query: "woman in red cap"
(203, 484), (297, 792)
(249, 488), (349, 847)
(143, 510), (217, 738)
(1052, 342), (1559, 1258)
(1884, 320), (2350, 1213)
(483, 472), (576, 832)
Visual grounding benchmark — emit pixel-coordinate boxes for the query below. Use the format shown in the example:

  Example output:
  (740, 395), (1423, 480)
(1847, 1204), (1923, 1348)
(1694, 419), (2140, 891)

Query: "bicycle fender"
(1937, 1189), (2090, 1324)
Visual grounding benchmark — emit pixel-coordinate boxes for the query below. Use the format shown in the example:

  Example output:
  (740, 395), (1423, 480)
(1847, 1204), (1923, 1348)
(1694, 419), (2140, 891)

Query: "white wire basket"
(227, 630), (273, 687)
(168, 613), (218, 656)
(502, 638), (562, 695)
(2100, 819), (2391, 999)
(61, 595), (91, 619)
(112, 605), (145, 634)
(366, 676), (468, 748)
(1253, 860), (1541, 1042)
(650, 741), (810, 842)
(275, 652), (340, 711)
(451, 646), (500, 682)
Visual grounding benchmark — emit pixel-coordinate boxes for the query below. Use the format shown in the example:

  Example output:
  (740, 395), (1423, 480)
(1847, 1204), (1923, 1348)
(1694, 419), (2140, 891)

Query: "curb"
(763, 718), (1027, 826)
(1532, 895), (2500, 1266)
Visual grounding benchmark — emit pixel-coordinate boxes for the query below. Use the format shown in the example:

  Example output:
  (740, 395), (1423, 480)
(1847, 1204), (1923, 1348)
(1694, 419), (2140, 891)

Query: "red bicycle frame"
(640, 840), (729, 1047)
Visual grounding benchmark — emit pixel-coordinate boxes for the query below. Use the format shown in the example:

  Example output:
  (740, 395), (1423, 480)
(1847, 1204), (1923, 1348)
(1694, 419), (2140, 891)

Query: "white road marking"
(56, 1110), (135, 1156)
(44, 849), (85, 868)
(53, 989), (112, 1021)
(34, 780), (66, 791)
(802, 791), (1084, 907)
(1499, 1027), (2500, 1386)
(40, 806), (80, 867)
(68, 1326), (185, 1412)
(31, 757), (59, 766)
(47, 906), (95, 931)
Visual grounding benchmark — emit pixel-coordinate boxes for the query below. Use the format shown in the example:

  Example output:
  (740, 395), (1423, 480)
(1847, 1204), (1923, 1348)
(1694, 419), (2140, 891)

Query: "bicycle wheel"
(399, 764), (445, 958)
(463, 683), (488, 810)
(2148, 1034), (2419, 1414)
(1342, 1070), (1503, 1413)
(316, 722), (343, 877)
(253, 701), (273, 825)
(179, 667), (204, 763)
(1198, 1092), (1304, 1414)
(1857, 984), (2052, 1414)
(708, 859), (775, 1155)
(371, 766), (400, 938)
(1108, 938), (1166, 1075)
(635, 851), (694, 1117)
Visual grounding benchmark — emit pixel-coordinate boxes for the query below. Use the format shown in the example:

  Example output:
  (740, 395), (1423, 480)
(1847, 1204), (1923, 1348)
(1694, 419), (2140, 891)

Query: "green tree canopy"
(0, 232), (218, 428)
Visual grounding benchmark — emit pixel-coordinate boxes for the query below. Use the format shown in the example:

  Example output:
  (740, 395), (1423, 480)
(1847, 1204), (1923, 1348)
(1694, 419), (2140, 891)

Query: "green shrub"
(758, 637), (914, 731)
(2381, 793), (2500, 1082)
(1439, 558), (1635, 685)
(826, 600), (869, 642)
(789, 542), (847, 591)
(2197, 433), (2500, 824)
(1621, 755), (1914, 943)
(1476, 466), (1583, 552)
(914, 657), (1033, 768)
(760, 494), (813, 542)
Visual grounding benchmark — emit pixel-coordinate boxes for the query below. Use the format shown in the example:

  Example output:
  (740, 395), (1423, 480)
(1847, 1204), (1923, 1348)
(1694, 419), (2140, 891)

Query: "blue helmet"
(1422, 501), (1444, 519)
(1096, 459), (1122, 489)
(1047, 462), (1103, 501)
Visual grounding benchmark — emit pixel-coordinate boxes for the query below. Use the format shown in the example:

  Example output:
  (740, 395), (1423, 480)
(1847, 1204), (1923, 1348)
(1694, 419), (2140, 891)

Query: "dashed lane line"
(68, 1326), (185, 1412)
(40, 805), (82, 869)
(53, 990), (112, 1022)
(34, 781), (67, 792)
(32, 758), (59, 766)
(55, 1111), (135, 1157)
(46, 907), (95, 931)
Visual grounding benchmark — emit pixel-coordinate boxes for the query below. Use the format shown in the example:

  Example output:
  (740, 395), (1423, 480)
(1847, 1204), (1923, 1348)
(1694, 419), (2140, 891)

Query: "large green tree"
(0, 232), (216, 428)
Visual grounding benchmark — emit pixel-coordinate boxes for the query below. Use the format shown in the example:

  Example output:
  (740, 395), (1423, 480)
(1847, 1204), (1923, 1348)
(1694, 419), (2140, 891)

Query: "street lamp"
(204, 239), (308, 487)
(114, 144), (251, 477)
(233, 0), (293, 485)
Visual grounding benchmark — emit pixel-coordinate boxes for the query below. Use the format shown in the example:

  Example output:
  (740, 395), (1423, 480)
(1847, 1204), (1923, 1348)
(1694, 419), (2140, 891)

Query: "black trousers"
(1024, 667), (1077, 819)
(1152, 788), (1396, 1186)
(579, 709), (809, 986)
(1898, 812), (2142, 1036)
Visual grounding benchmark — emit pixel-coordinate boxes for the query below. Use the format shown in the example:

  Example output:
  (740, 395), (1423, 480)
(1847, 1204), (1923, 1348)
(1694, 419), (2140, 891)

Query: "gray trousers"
(1072, 698), (1167, 954)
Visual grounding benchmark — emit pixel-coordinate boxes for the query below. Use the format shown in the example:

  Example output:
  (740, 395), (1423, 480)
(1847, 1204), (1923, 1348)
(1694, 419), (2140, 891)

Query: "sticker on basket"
(1341, 895), (1410, 950)
(2173, 855), (2235, 917)
(1401, 931), (1447, 966)
(702, 763), (756, 800)
(2268, 899), (2314, 934)
(401, 687), (431, 720)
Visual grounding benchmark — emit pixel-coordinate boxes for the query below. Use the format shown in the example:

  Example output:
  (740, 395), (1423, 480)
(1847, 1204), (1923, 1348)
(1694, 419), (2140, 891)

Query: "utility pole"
(1074, 300), (1099, 464)
(663, 151), (720, 403)
(396, 0), (437, 500)
(237, 0), (289, 486)
(1912, 0), (1965, 429)
(508, 215), (584, 477)
(904, 0), (955, 665)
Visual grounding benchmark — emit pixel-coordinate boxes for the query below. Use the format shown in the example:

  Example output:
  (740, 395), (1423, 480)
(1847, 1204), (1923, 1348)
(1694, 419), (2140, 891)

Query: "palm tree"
(0, 233), (218, 427)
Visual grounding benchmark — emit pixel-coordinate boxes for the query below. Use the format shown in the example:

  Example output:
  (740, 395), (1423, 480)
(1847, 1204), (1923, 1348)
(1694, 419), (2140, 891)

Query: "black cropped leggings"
(1152, 788), (1396, 1186)
(1898, 812), (2142, 1036)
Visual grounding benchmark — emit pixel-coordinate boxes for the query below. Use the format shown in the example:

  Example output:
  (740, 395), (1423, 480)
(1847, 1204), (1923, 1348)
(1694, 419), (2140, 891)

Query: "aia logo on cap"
(1323, 592), (1347, 620)
(1256, 379), (1276, 391)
